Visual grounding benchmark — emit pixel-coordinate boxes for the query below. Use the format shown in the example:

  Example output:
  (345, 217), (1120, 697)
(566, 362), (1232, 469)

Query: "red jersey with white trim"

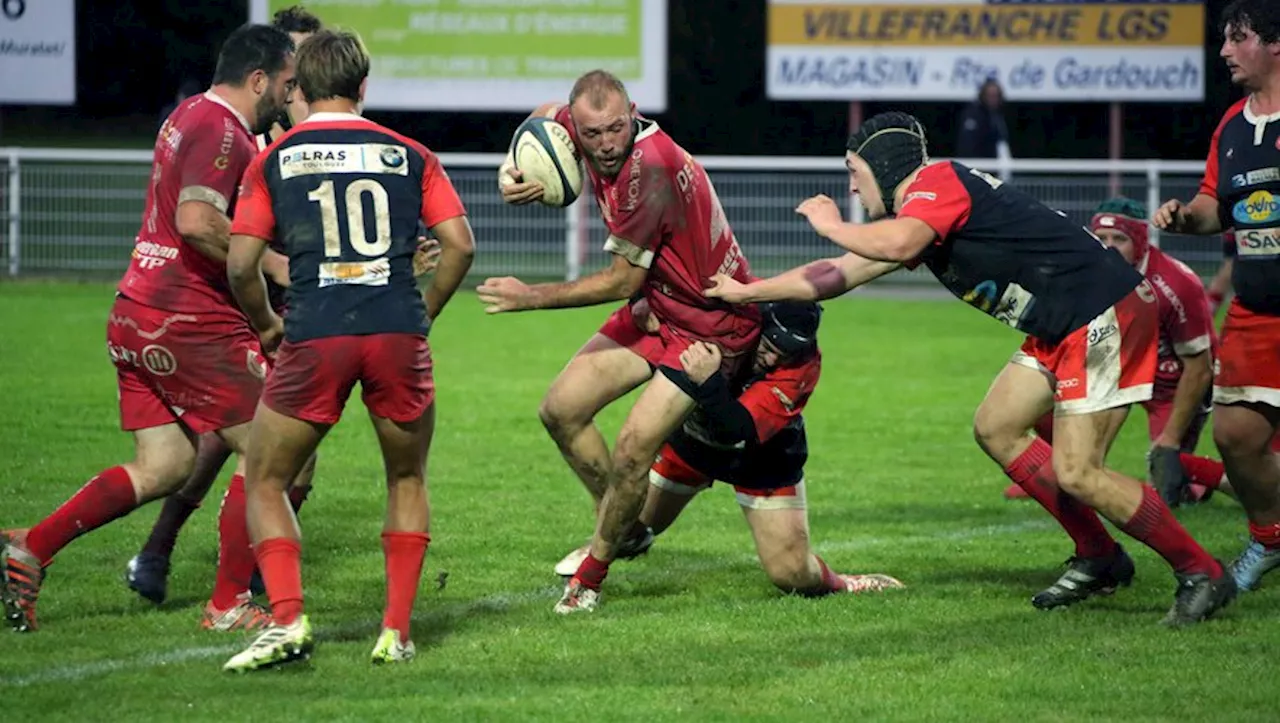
(895, 161), (1143, 344)
(554, 107), (759, 354)
(117, 91), (258, 314)
(1143, 247), (1216, 399)
(1199, 98), (1280, 314)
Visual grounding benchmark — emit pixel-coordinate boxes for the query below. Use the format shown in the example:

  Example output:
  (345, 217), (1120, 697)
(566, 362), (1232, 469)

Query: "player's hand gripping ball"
(501, 117), (583, 208)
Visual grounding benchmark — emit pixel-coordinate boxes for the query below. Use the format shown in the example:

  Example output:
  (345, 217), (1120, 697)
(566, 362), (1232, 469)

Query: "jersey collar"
(1244, 97), (1280, 146)
(202, 90), (252, 135)
(301, 112), (367, 125)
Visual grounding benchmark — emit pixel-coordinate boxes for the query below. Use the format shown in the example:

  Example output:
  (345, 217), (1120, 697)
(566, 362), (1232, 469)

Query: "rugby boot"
(201, 592), (273, 632)
(2, 537), (44, 633)
(1031, 544), (1135, 610)
(371, 628), (416, 664)
(553, 578), (601, 615)
(1229, 539), (1280, 592)
(223, 615), (314, 673)
(1161, 565), (1236, 627)
(839, 573), (906, 594)
(124, 552), (171, 605)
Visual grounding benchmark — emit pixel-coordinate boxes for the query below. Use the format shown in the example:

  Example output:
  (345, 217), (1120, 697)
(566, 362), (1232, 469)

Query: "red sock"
(287, 485), (311, 513)
(254, 537), (303, 625)
(574, 553), (610, 590)
(1121, 485), (1222, 576)
(1004, 439), (1117, 558)
(141, 494), (201, 559)
(382, 531), (430, 643)
(1249, 521), (1280, 549)
(814, 556), (845, 595)
(25, 466), (138, 564)
(1178, 453), (1225, 489)
(210, 475), (257, 610)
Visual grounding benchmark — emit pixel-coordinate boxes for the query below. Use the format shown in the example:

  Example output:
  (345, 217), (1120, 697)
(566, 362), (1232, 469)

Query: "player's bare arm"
(226, 233), (284, 351)
(1154, 350), (1213, 449)
(260, 248), (291, 288)
(422, 217), (476, 321)
(1153, 194), (1223, 235)
(498, 101), (566, 205)
(707, 253), (900, 304)
(175, 200), (233, 262)
(797, 194), (938, 262)
(477, 253), (646, 313)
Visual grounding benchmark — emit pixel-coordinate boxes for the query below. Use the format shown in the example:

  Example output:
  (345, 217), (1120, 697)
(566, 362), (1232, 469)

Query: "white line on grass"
(0, 520), (1054, 688)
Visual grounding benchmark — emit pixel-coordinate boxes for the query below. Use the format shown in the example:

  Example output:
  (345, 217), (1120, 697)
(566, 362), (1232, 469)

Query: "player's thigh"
(613, 371), (698, 470)
(739, 484), (812, 575)
(1052, 407), (1127, 485)
(541, 311), (657, 425)
(160, 313), (268, 437)
(129, 422), (199, 501)
(1214, 402), (1280, 457)
(369, 403), (436, 484)
(973, 352), (1055, 454)
(246, 402), (329, 489)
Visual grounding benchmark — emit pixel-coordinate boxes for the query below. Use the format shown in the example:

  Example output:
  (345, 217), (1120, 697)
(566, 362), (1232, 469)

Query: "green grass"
(0, 283), (1273, 722)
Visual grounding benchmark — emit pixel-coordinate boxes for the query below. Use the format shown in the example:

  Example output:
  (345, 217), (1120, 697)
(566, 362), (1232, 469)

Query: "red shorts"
(648, 443), (807, 511)
(1012, 283), (1158, 416)
(107, 296), (267, 434)
(597, 301), (751, 378)
(1213, 299), (1280, 408)
(263, 334), (433, 425)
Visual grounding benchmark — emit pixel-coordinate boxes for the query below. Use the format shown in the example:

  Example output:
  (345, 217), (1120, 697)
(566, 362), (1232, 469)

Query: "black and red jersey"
(897, 161), (1142, 344)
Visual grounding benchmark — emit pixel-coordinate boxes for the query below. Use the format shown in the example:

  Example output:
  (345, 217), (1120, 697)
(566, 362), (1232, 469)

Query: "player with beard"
(123, 4), (325, 608)
(479, 70), (760, 614)
(2, 25), (296, 633)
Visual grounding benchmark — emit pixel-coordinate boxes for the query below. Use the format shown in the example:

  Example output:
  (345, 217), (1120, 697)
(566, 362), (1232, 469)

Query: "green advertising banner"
(250, 0), (667, 111)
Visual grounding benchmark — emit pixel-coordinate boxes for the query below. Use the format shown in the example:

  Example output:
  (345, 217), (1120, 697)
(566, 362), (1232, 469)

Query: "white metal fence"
(0, 148), (1214, 282)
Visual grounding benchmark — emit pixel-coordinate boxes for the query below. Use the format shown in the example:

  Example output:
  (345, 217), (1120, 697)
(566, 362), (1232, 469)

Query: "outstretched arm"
(796, 195), (939, 262)
(478, 253), (647, 313)
(707, 252), (900, 304)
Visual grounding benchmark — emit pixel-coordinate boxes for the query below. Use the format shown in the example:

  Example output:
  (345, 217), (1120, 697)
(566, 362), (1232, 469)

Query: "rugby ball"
(508, 116), (583, 208)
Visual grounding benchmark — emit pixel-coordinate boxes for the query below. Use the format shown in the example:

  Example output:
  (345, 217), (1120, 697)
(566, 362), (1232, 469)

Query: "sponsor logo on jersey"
(900, 191), (937, 209)
(992, 282), (1034, 329)
(1232, 190), (1280, 225)
(1087, 323), (1117, 346)
(1231, 167), (1280, 188)
(318, 258), (391, 288)
(1236, 226), (1280, 258)
(132, 240), (180, 270)
(961, 280), (999, 313)
(279, 143), (410, 180)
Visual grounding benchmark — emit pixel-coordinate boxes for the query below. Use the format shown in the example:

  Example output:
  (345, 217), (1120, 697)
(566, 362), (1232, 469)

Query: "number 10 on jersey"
(308, 179), (392, 258)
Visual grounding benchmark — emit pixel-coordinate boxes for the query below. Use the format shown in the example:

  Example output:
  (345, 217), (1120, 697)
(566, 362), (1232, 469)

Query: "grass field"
(1, 282), (1275, 722)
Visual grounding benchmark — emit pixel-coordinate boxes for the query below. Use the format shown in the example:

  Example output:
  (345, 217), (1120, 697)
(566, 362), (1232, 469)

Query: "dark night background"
(0, 2), (1242, 159)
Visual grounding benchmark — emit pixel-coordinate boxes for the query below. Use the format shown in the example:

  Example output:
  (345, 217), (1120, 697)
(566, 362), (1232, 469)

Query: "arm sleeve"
(1160, 270), (1214, 357)
(177, 120), (251, 214)
(734, 359), (820, 443)
(421, 151), (467, 228)
(228, 156), (275, 242)
(603, 167), (669, 269)
(894, 164), (973, 268)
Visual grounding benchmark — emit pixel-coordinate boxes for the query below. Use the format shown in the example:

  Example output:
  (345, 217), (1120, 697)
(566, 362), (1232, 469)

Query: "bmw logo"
(381, 146), (405, 168)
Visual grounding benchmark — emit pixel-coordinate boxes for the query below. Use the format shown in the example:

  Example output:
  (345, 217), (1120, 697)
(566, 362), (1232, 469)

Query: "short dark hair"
(1222, 0), (1280, 45)
(569, 69), (630, 109)
(271, 5), (323, 35)
(212, 24), (295, 86)
(296, 29), (370, 104)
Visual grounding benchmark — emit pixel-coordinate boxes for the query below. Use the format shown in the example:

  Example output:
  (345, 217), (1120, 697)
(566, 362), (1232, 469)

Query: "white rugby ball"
(508, 116), (583, 207)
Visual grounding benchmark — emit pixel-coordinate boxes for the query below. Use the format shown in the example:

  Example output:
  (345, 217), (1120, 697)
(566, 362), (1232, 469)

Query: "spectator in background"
(956, 78), (1011, 161)
(159, 78), (202, 129)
